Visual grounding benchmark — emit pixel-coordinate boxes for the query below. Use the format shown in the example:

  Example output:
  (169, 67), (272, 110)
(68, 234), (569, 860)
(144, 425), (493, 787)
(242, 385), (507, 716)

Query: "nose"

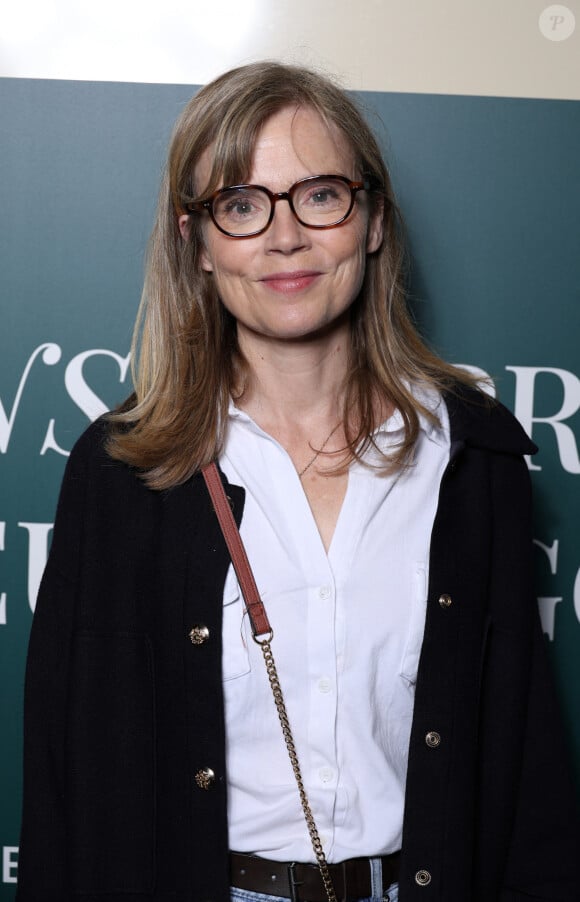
(265, 197), (309, 254)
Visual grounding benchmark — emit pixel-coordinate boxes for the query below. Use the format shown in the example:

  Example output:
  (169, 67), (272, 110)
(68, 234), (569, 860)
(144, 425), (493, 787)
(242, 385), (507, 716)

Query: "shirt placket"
(305, 569), (339, 856)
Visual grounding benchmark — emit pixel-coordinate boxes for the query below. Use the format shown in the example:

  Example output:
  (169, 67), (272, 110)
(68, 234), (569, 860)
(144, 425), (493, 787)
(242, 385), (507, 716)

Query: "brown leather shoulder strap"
(203, 464), (337, 902)
(202, 462), (272, 638)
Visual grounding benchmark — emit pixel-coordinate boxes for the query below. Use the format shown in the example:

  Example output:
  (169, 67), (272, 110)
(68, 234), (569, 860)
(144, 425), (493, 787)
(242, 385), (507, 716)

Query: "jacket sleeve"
(485, 453), (580, 901)
(16, 433), (90, 901)
(499, 611), (580, 902)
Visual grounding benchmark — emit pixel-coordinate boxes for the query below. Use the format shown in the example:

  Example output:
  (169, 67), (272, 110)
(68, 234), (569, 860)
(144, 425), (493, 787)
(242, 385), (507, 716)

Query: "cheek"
(334, 223), (371, 278)
(200, 229), (253, 279)
(201, 245), (255, 316)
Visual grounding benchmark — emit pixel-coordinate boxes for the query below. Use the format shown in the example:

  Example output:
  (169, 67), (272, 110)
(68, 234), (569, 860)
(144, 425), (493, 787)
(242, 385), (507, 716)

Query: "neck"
(235, 321), (350, 432)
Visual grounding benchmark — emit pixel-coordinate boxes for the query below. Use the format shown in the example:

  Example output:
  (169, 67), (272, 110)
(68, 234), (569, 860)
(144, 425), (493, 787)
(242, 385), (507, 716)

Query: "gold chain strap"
(257, 637), (338, 902)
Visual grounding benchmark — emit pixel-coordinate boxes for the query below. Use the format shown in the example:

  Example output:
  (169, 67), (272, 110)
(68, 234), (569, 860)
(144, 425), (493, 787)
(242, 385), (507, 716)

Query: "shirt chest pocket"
(222, 565), (252, 681)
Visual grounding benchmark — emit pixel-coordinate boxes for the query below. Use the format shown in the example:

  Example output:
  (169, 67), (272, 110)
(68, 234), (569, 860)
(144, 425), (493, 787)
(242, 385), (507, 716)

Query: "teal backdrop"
(1, 78), (579, 897)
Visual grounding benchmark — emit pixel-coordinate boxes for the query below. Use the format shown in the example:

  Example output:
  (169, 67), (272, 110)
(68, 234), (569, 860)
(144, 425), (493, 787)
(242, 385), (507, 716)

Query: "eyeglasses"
(186, 174), (373, 238)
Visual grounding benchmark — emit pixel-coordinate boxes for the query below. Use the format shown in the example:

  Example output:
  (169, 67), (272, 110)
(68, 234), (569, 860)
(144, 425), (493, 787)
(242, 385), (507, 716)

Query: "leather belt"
(230, 850), (400, 902)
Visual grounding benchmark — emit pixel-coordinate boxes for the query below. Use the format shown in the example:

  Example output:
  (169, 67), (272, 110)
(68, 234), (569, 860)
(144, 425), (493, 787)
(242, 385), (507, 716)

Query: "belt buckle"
(287, 862), (303, 902)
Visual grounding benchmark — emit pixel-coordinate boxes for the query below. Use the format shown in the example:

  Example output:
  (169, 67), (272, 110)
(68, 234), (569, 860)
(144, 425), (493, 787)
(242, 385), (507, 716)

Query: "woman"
(17, 62), (578, 902)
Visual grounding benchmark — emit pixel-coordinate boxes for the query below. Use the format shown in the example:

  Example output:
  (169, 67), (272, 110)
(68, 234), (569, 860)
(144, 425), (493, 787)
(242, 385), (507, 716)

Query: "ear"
(366, 200), (384, 254)
(178, 214), (190, 241)
(178, 213), (213, 272)
(200, 243), (213, 273)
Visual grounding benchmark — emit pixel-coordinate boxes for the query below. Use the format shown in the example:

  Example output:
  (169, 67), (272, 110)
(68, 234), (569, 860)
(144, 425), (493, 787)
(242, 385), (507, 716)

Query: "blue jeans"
(231, 889), (399, 902)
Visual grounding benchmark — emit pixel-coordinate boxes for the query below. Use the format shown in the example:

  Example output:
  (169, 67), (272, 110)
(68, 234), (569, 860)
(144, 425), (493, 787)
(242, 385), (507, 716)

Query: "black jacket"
(17, 390), (580, 902)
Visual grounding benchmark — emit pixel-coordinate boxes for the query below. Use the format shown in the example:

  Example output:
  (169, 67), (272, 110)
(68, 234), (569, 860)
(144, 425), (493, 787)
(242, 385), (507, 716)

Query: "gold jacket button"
(438, 593), (452, 609)
(425, 731), (441, 748)
(194, 767), (215, 790)
(415, 869), (432, 886)
(189, 624), (210, 645)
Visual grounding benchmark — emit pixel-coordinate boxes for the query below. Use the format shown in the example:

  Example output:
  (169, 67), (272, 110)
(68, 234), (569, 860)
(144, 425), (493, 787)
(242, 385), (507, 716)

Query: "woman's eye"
(311, 188), (337, 204)
(214, 188), (266, 221)
(223, 197), (257, 217)
(302, 183), (343, 208)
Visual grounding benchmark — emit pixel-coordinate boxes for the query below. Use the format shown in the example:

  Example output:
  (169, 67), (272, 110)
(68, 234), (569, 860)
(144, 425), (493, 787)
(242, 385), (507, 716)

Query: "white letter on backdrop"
(0, 344), (61, 453)
(533, 539), (562, 641)
(17, 522), (53, 612)
(2, 847), (18, 883)
(41, 349), (131, 456)
(506, 366), (580, 473)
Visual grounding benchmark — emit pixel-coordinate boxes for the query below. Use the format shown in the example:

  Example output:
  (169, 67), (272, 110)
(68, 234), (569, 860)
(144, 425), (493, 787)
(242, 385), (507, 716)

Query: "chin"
(270, 319), (340, 343)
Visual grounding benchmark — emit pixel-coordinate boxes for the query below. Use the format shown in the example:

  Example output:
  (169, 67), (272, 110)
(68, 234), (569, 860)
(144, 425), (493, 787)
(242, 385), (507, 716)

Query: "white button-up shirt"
(218, 388), (450, 862)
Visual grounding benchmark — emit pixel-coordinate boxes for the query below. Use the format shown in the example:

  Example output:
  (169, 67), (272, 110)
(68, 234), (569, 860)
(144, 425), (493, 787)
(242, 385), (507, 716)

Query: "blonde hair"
(108, 61), (480, 488)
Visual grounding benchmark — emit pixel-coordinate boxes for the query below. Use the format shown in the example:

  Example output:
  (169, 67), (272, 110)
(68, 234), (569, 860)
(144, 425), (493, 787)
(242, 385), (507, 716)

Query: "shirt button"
(438, 594), (452, 609)
(318, 766), (334, 783)
(425, 731), (441, 748)
(318, 585), (331, 600)
(189, 624), (210, 645)
(318, 677), (332, 694)
(415, 869), (432, 886)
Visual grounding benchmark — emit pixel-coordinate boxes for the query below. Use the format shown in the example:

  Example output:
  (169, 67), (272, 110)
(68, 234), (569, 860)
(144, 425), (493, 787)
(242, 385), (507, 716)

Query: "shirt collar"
(228, 384), (536, 458)
(229, 384), (447, 448)
(374, 384), (447, 449)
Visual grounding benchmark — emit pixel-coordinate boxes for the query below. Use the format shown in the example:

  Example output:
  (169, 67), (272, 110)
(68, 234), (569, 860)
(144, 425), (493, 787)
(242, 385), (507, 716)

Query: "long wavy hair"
(107, 61), (480, 489)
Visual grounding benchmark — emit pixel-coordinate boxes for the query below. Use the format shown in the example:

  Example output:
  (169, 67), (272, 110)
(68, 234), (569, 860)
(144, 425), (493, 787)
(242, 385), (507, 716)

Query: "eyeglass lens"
(212, 177), (354, 236)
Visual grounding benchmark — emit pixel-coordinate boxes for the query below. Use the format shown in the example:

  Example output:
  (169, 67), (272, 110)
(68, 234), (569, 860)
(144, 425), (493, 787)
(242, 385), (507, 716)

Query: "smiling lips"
(260, 270), (321, 293)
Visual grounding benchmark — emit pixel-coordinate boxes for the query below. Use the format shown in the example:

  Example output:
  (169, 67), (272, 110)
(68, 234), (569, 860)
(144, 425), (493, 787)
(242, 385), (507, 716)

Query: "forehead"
(250, 106), (355, 184)
(195, 105), (356, 193)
